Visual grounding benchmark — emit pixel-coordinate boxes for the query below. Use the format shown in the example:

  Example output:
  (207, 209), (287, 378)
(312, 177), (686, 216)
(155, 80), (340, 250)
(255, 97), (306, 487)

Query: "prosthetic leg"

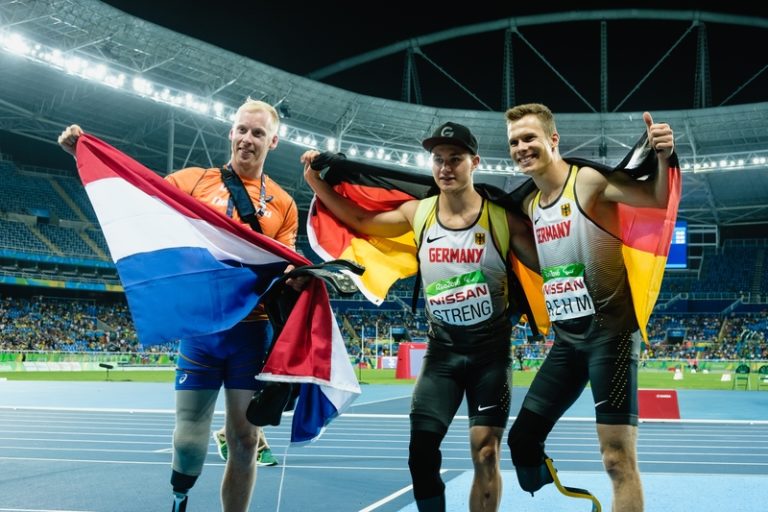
(508, 408), (601, 511)
(545, 458), (602, 512)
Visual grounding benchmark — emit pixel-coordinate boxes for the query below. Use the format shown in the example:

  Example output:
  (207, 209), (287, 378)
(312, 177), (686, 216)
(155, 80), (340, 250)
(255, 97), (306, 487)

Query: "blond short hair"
(505, 103), (557, 138)
(234, 98), (280, 133)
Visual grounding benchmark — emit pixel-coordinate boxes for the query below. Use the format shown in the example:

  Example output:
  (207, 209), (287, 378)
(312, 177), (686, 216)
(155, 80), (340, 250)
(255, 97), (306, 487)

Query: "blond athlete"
(58, 99), (301, 512)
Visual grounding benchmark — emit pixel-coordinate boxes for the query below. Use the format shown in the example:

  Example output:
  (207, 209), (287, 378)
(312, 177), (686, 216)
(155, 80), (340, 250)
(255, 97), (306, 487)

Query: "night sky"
(99, 0), (768, 112)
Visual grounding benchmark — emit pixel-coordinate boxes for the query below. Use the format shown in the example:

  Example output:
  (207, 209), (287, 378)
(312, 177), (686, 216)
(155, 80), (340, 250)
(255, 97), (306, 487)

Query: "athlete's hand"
(643, 112), (674, 160)
(283, 264), (310, 292)
(301, 150), (322, 183)
(57, 124), (84, 157)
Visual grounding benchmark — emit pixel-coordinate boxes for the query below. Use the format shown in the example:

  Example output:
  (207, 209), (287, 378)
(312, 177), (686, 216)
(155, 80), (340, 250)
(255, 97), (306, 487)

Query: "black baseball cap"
(422, 122), (478, 155)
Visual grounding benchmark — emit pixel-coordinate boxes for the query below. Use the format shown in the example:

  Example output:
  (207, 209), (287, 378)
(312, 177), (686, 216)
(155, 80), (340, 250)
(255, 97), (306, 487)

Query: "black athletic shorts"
(521, 329), (641, 426)
(410, 343), (512, 435)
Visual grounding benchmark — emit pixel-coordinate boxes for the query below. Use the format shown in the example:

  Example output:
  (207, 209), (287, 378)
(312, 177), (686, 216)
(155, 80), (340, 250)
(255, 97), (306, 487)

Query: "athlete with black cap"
(301, 122), (539, 512)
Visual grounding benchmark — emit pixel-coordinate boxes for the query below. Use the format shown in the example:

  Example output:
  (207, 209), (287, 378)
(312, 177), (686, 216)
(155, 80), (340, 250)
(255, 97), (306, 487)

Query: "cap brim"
(422, 137), (476, 154)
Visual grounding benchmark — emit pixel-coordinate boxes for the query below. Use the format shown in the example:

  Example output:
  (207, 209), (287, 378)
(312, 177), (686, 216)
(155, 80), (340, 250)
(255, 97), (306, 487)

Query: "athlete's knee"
(226, 425), (260, 462)
(507, 408), (554, 467)
(474, 442), (500, 469)
(601, 443), (638, 481)
(471, 429), (502, 471)
(172, 424), (210, 473)
(598, 425), (639, 481)
(408, 430), (445, 500)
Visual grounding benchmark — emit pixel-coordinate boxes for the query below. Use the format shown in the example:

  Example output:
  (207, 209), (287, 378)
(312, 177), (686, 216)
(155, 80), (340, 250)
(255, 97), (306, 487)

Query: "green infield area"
(0, 368), (764, 390)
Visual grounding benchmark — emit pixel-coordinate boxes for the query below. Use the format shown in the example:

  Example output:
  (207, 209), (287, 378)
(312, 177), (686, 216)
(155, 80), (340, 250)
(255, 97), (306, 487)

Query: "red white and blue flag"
(75, 134), (360, 444)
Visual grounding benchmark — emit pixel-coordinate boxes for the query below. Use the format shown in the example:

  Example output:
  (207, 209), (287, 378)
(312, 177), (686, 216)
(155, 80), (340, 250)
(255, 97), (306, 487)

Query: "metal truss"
(0, 1), (767, 227)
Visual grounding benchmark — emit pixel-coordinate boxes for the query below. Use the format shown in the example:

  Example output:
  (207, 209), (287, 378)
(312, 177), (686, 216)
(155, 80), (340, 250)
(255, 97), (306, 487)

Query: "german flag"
(306, 154), (434, 306)
(307, 133), (681, 341)
(565, 135), (682, 340)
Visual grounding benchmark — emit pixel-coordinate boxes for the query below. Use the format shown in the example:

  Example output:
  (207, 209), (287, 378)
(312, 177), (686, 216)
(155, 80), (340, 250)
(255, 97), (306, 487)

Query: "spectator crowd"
(1, 294), (766, 363)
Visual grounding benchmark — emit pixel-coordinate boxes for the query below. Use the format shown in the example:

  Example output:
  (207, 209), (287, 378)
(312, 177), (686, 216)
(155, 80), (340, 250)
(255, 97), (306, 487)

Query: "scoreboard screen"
(666, 221), (688, 269)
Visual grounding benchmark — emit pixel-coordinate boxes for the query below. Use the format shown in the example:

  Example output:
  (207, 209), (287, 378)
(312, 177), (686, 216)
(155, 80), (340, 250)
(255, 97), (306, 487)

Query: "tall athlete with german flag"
(505, 104), (679, 512)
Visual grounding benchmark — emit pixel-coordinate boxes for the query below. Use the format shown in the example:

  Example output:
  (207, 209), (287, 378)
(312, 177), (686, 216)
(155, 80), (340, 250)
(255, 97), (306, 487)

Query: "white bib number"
(425, 270), (493, 326)
(541, 263), (596, 322)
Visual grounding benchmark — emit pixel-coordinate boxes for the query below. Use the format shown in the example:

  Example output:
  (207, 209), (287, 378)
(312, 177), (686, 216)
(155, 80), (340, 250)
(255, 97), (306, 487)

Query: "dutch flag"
(76, 134), (360, 444)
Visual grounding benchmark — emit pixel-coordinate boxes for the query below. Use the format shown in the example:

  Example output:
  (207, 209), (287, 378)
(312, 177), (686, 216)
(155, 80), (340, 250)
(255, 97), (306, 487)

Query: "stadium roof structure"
(1, 0), (767, 227)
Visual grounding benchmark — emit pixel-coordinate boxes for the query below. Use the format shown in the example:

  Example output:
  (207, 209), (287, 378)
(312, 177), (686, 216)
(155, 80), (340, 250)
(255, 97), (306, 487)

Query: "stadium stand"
(1, 155), (767, 370)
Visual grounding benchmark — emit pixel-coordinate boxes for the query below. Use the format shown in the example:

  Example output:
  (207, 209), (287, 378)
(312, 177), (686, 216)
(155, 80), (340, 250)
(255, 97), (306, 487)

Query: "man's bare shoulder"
(399, 198), (422, 226)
